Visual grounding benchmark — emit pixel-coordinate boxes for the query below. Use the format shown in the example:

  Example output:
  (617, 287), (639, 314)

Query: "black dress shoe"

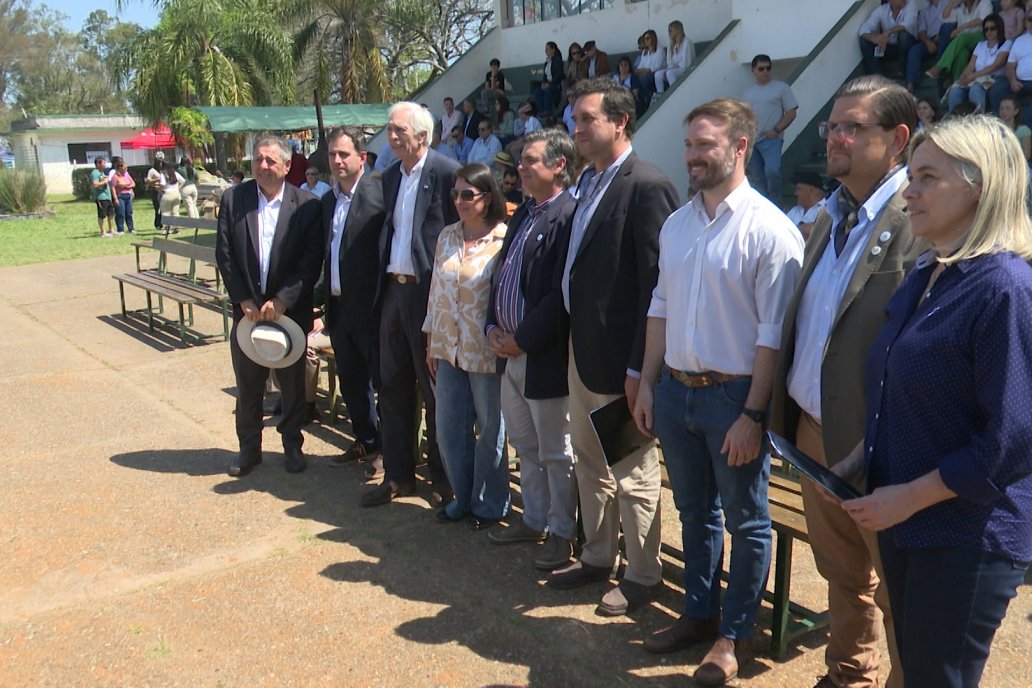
(330, 441), (381, 467)
(435, 508), (466, 523)
(304, 402), (319, 425)
(360, 481), (416, 507)
(284, 448), (307, 473)
(228, 451), (262, 477)
(467, 516), (501, 531)
(547, 560), (613, 590)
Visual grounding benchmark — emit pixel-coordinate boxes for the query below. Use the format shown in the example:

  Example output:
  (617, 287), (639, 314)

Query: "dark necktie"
(833, 192), (860, 257)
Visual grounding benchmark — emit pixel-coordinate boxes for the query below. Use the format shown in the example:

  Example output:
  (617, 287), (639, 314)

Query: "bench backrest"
(151, 237), (217, 264)
(165, 216), (218, 231)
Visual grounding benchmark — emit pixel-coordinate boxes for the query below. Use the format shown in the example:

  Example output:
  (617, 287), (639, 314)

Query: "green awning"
(196, 105), (392, 132)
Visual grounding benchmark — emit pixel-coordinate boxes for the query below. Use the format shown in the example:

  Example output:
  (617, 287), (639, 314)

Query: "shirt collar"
(401, 150), (429, 179)
(687, 176), (751, 222)
(334, 174), (361, 201)
(827, 166), (907, 226)
(257, 182), (286, 207)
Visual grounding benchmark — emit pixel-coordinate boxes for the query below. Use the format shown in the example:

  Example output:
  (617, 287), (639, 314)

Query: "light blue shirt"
(300, 179), (332, 198)
(786, 166), (907, 421)
(468, 134), (502, 166)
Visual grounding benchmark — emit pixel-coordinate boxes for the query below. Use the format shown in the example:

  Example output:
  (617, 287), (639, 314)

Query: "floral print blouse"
(423, 220), (507, 373)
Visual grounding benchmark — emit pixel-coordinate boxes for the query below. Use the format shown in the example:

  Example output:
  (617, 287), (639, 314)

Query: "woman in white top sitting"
(634, 29), (665, 100)
(654, 20), (694, 95)
(948, 13), (1010, 112)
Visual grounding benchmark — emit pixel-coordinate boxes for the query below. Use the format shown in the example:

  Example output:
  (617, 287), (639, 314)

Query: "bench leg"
(177, 303), (187, 343)
(186, 303), (195, 326)
(118, 282), (128, 318)
(145, 291), (155, 331)
(770, 533), (794, 659)
(220, 302), (229, 341)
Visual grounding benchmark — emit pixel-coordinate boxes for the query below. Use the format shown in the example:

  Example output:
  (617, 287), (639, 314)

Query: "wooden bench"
(113, 237), (229, 344)
(161, 215), (217, 240)
(657, 459), (828, 659)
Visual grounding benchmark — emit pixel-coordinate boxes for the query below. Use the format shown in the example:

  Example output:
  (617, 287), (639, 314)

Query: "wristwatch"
(741, 407), (766, 423)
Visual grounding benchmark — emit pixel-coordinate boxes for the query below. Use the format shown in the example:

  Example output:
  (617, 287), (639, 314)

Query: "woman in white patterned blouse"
(423, 163), (511, 529)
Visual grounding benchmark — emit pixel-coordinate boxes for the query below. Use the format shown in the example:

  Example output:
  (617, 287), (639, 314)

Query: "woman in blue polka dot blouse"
(831, 115), (1032, 688)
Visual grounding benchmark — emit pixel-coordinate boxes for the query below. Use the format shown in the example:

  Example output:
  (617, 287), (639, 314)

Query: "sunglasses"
(450, 188), (487, 201)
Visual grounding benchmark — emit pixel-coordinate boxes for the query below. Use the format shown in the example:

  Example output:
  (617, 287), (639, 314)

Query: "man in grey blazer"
(216, 135), (324, 477)
(361, 102), (461, 507)
(770, 76), (924, 688)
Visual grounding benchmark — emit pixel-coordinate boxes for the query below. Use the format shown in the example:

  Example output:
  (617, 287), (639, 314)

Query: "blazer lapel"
(831, 189), (908, 329)
(411, 161), (435, 256)
(243, 181), (261, 265)
(574, 156), (632, 262)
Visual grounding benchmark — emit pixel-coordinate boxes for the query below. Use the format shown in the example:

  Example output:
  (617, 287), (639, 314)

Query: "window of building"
(510, 0), (612, 27)
(67, 143), (112, 165)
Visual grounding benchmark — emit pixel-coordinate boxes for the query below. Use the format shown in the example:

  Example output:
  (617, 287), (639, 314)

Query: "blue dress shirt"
(864, 251), (1032, 562)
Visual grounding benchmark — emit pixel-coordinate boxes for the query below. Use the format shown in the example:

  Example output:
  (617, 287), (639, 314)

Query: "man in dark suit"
(548, 78), (680, 618)
(770, 76), (922, 688)
(321, 126), (386, 466)
(484, 128), (578, 571)
(461, 98), (485, 140)
(361, 101), (461, 507)
(216, 135), (324, 477)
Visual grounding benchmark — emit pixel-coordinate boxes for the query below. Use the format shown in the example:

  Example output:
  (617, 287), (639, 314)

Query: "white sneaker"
(115, 231), (125, 235)
(102, 232), (113, 238)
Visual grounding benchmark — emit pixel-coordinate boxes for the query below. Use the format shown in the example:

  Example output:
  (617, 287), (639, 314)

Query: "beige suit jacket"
(770, 187), (925, 466)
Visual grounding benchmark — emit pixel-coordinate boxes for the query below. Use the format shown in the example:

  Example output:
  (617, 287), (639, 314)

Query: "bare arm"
(632, 316), (667, 437)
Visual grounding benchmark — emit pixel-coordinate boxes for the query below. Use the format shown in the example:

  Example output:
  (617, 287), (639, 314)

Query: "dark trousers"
(230, 318), (307, 454)
(878, 534), (1027, 688)
(326, 308), (380, 447)
(378, 279), (447, 488)
(860, 32), (915, 77)
(150, 188), (161, 229)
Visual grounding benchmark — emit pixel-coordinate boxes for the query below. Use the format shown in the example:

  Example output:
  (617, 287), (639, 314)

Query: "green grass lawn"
(0, 195), (185, 267)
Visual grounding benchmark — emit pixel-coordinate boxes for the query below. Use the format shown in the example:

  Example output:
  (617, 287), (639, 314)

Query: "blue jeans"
(746, 137), (784, 202)
(114, 192), (135, 233)
(878, 535), (1027, 688)
(435, 359), (509, 520)
(533, 82), (559, 116)
(652, 369), (772, 640)
(947, 82), (989, 112)
(905, 40), (937, 88)
(860, 32), (916, 78)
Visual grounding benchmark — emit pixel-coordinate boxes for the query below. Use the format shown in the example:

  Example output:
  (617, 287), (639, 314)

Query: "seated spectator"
(373, 140), (397, 173)
(859, 0), (917, 78)
(928, 0), (994, 82)
(495, 95), (516, 144)
(506, 103), (543, 161)
(948, 13), (1010, 113)
(562, 92), (576, 135)
(1002, 0), (1026, 41)
(613, 56), (647, 117)
(533, 42), (564, 116)
(285, 140), (309, 187)
(500, 166), (523, 205)
(989, 13), (1032, 121)
(905, 0), (946, 92)
(230, 170), (245, 185)
(469, 121), (504, 166)
(300, 168), (332, 198)
(563, 42), (583, 99)
(481, 59), (508, 121)
(493, 151), (516, 183)
(998, 95), (1032, 161)
(916, 96), (941, 131)
(634, 29), (665, 101)
(579, 41), (610, 79)
(462, 97), (485, 139)
(785, 171), (826, 239)
(654, 20), (694, 95)
(447, 125), (474, 163)
(440, 97), (463, 141)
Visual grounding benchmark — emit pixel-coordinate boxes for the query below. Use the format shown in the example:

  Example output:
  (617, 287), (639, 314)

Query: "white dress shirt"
(647, 179), (803, 375)
(859, 1), (918, 42)
(328, 180), (358, 296)
(440, 110), (463, 139)
(387, 150), (428, 277)
(257, 183), (285, 295)
(787, 167), (907, 421)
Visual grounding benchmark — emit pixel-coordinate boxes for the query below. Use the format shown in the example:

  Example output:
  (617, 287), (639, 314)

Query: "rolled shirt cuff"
(939, 446), (1004, 506)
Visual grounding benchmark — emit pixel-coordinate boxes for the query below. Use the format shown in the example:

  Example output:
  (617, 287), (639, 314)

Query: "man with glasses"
(990, 16), (1032, 121)
(468, 120), (503, 166)
(770, 76), (924, 688)
(743, 54), (798, 202)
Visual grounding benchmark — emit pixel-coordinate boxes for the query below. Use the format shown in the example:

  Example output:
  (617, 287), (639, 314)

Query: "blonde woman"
(654, 20), (695, 94)
(835, 115), (1032, 688)
(424, 163), (510, 529)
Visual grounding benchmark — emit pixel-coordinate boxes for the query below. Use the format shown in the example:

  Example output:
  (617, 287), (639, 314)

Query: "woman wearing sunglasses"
(423, 163), (510, 529)
(834, 115), (1032, 687)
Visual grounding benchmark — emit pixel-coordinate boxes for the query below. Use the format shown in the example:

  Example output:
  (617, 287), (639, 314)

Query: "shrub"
(0, 169), (47, 214)
(72, 167), (93, 200)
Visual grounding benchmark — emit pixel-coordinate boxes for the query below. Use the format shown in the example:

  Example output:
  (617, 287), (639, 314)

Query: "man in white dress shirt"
(633, 98), (803, 686)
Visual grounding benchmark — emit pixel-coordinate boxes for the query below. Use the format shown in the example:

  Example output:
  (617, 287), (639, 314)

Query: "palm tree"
(127, 0), (295, 122)
(291, 0), (390, 104)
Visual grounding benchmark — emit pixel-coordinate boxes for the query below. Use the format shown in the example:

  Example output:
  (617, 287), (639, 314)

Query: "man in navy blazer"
(321, 127), (387, 466)
(550, 78), (680, 618)
(216, 135), (324, 477)
(485, 128), (578, 570)
(361, 102), (461, 507)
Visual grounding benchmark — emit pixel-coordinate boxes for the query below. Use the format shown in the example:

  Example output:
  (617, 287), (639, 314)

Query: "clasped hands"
(488, 328), (524, 358)
(240, 298), (286, 323)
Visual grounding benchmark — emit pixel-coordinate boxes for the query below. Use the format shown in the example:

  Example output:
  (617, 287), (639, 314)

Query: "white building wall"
(12, 129), (157, 195)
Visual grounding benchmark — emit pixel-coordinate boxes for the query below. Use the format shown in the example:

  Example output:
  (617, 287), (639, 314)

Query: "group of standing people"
(214, 68), (1032, 688)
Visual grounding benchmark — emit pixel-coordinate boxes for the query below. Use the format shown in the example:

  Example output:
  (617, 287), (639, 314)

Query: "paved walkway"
(1, 254), (1029, 687)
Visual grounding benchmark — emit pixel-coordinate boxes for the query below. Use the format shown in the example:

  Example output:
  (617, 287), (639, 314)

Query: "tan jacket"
(770, 187), (925, 466)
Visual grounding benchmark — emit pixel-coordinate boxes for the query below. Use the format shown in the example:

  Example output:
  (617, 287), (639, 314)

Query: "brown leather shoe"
(597, 579), (664, 616)
(360, 480), (415, 507)
(693, 636), (751, 686)
(643, 615), (720, 653)
(546, 560), (613, 590)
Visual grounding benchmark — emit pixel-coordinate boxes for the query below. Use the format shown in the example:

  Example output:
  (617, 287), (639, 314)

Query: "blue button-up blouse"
(864, 251), (1032, 563)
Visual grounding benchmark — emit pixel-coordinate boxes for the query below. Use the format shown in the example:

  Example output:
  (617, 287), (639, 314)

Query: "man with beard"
(770, 75), (920, 688)
(633, 98), (802, 686)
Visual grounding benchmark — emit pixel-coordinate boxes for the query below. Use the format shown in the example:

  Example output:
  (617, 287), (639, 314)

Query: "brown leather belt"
(669, 368), (745, 388)
(387, 273), (414, 284)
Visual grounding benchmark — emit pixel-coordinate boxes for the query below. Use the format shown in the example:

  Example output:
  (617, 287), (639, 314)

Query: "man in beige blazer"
(770, 76), (925, 688)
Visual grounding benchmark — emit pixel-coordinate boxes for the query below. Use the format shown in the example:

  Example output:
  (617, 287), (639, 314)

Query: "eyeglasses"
(818, 120), (882, 140)
(755, 65), (771, 72)
(450, 188), (487, 201)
